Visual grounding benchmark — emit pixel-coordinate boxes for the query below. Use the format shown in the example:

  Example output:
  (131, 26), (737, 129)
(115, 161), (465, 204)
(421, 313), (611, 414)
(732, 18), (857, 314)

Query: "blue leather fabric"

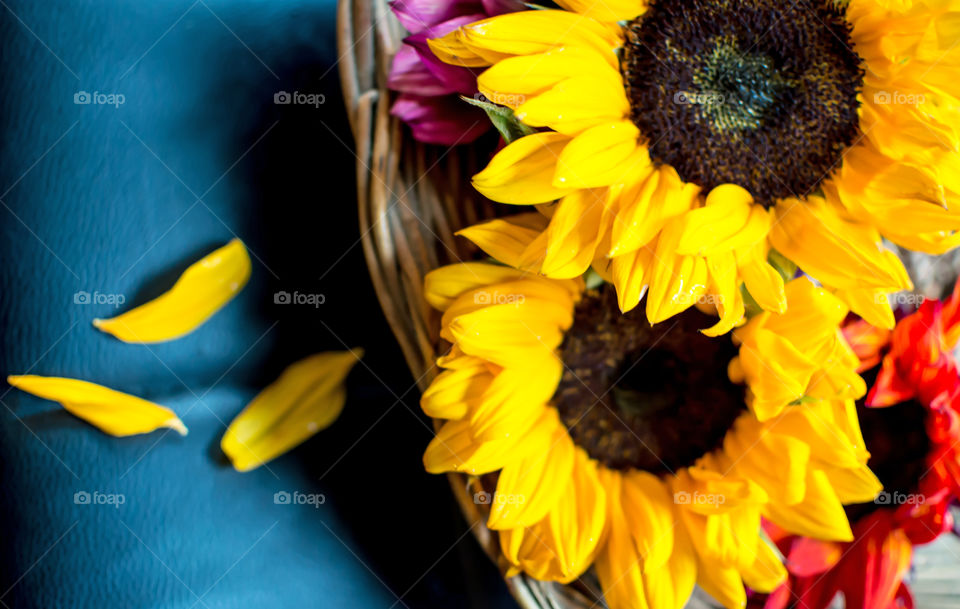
(0, 1), (512, 607)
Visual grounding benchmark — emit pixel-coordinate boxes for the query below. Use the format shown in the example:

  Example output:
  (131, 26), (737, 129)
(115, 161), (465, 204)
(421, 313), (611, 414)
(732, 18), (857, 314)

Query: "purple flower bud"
(387, 0), (521, 145)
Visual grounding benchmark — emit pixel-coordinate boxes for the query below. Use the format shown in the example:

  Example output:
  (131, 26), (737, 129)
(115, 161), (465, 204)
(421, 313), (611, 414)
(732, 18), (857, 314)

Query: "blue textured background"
(0, 1), (511, 607)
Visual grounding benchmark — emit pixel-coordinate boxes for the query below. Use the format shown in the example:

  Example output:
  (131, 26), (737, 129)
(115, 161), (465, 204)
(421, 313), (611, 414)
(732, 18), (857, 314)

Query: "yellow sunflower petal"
(221, 350), (361, 472)
(456, 214), (549, 272)
(553, 450), (608, 582)
(500, 523), (561, 581)
(446, 309), (565, 368)
(489, 415), (575, 529)
(759, 279), (851, 348)
(553, 121), (647, 189)
(679, 503), (763, 571)
(702, 252), (745, 337)
(427, 30), (495, 68)
(674, 185), (771, 257)
(763, 469), (853, 542)
(735, 242), (786, 314)
(458, 11), (621, 67)
(473, 132), (574, 204)
(441, 278), (578, 325)
(424, 262), (529, 311)
(672, 465), (768, 514)
(555, 0), (646, 22)
(739, 536), (786, 594)
(424, 408), (554, 475)
(737, 328), (819, 420)
(695, 559), (746, 609)
(420, 362), (494, 420)
(769, 198), (910, 292)
(610, 242), (656, 313)
(609, 165), (699, 257)
(723, 416), (811, 506)
(642, 214), (713, 325)
(832, 287), (896, 330)
(776, 399), (868, 469)
(470, 363), (558, 443)
(621, 470), (675, 573)
(500, 449), (606, 583)
(826, 144), (960, 255)
(7, 374), (187, 437)
(646, 252), (709, 325)
(423, 418), (509, 475)
(541, 189), (608, 278)
(477, 47), (615, 109)
(93, 239), (251, 343)
(643, 521), (697, 609)
(820, 461), (883, 504)
(595, 470), (652, 609)
(516, 73), (630, 135)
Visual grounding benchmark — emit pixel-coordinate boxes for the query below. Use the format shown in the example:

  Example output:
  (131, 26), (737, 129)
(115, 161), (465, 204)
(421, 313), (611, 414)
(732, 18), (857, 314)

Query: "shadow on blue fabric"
(0, 1), (513, 607)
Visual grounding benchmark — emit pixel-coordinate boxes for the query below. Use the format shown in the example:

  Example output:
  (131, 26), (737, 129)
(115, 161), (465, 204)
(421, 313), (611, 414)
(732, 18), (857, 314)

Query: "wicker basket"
(335, 0), (600, 607)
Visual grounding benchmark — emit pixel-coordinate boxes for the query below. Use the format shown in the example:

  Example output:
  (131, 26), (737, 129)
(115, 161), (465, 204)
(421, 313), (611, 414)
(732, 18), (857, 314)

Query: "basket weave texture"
(336, 0), (599, 607)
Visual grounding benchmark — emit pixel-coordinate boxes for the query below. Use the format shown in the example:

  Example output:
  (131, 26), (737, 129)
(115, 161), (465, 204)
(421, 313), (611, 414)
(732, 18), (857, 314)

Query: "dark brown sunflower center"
(552, 287), (745, 474)
(620, 0), (864, 204)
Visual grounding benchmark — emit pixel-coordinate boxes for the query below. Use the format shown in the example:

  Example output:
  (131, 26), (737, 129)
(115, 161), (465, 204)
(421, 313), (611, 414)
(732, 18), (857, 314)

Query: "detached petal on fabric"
(93, 239), (251, 343)
(222, 350), (362, 472)
(6, 374), (187, 437)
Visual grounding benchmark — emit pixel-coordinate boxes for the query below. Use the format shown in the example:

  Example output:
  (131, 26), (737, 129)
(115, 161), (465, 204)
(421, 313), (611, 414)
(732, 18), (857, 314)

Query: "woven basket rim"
(335, 1), (603, 607)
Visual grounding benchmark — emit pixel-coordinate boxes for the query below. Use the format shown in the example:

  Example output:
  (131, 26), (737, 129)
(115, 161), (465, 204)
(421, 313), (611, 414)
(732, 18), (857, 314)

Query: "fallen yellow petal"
(93, 239), (251, 343)
(221, 350), (362, 472)
(6, 374), (187, 437)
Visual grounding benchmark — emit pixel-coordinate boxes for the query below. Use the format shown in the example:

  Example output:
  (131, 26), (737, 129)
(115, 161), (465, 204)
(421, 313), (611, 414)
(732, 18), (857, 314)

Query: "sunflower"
(420, 262), (881, 609)
(427, 0), (960, 331)
(763, 279), (960, 609)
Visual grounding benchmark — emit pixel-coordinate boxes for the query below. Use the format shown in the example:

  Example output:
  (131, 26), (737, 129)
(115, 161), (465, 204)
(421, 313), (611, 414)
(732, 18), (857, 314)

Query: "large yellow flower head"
(429, 0), (960, 331)
(421, 262), (881, 609)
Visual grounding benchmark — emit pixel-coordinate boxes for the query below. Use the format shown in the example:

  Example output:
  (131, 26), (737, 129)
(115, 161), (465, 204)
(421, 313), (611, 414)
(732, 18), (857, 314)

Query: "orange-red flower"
(761, 281), (960, 609)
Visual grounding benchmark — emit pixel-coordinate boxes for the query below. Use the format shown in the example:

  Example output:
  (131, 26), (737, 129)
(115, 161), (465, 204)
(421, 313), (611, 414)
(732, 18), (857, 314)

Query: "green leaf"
(461, 95), (536, 144)
(768, 248), (798, 283)
(584, 268), (605, 290)
(741, 283), (764, 319)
